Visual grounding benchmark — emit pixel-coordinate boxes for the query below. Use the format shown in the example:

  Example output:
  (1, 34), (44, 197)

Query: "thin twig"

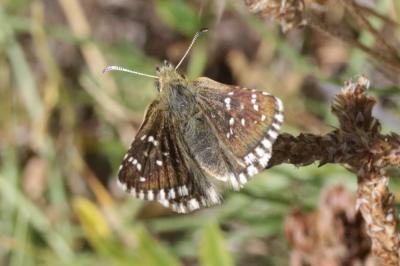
(244, 0), (400, 72)
(304, 12), (400, 73)
(355, 3), (400, 27)
(339, 0), (400, 59)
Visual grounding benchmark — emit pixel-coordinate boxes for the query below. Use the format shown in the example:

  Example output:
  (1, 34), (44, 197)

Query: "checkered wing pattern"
(193, 77), (284, 188)
(117, 100), (221, 213)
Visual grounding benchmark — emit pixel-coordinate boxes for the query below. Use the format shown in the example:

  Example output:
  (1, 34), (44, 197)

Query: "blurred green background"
(1, 0), (400, 265)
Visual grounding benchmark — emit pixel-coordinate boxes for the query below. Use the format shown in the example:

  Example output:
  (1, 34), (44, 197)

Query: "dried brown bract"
(245, 0), (306, 31)
(285, 185), (374, 266)
(268, 76), (400, 265)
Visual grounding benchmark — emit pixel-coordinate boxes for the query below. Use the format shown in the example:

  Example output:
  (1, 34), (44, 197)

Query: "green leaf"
(137, 227), (182, 266)
(187, 37), (208, 79)
(73, 198), (112, 241)
(155, 0), (200, 36)
(0, 174), (74, 261)
(199, 223), (234, 266)
(395, 0), (400, 31)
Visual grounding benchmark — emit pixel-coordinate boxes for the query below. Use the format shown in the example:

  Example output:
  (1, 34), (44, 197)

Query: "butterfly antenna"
(102, 65), (159, 79)
(175, 28), (208, 70)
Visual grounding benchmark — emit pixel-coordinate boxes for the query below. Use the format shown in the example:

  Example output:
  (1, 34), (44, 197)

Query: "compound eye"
(156, 66), (160, 72)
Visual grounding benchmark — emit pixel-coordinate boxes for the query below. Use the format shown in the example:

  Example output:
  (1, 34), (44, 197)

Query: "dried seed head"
(245, 0), (306, 31)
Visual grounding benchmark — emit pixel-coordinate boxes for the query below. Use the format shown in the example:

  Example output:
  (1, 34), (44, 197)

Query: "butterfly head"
(156, 60), (186, 92)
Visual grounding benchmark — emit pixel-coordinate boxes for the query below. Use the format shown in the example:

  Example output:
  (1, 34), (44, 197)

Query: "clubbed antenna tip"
(175, 28), (209, 70)
(102, 65), (159, 79)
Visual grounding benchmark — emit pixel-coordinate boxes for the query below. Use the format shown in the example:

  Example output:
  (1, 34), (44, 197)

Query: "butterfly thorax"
(156, 62), (197, 119)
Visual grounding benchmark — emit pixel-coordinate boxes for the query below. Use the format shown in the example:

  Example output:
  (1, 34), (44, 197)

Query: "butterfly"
(104, 29), (284, 213)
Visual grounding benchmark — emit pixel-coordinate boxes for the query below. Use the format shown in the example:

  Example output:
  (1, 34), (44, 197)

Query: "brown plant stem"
(267, 76), (400, 265)
(355, 3), (400, 27)
(244, 0), (400, 72)
(338, 0), (400, 59)
(304, 12), (400, 73)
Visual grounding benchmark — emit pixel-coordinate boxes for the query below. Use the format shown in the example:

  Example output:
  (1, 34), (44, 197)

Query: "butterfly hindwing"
(117, 100), (221, 213)
(193, 77), (284, 187)
(115, 62), (284, 214)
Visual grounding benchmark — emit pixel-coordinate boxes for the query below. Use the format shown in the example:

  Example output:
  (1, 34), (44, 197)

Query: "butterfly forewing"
(117, 100), (221, 213)
(114, 60), (284, 214)
(193, 77), (284, 186)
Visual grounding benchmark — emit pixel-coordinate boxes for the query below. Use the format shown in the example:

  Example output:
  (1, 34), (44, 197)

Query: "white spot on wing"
(241, 118), (246, 126)
(272, 122), (280, 131)
(239, 173), (247, 185)
(188, 198), (200, 211)
(244, 155), (252, 165)
(259, 153), (271, 167)
(207, 187), (220, 204)
(168, 189), (176, 199)
(248, 153), (256, 162)
(229, 174), (240, 191)
(268, 129), (278, 139)
(255, 146), (265, 157)
(156, 160), (163, 166)
(179, 202), (187, 213)
(139, 190), (145, 200)
(229, 117), (235, 125)
(159, 199), (169, 207)
(139, 176), (146, 182)
(261, 114), (266, 121)
(159, 189), (166, 200)
(247, 165), (258, 176)
(275, 97), (284, 112)
(275, 113), (284, 123)
(182, 185), (189, 196)
(177, 186), (183, 196)
(261, 138), (272, 150)
(147, 190), (154, 200)
(224, 98), (231, 110)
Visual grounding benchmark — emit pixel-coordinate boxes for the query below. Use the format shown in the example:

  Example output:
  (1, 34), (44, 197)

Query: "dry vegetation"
(1, 0), (400, 265)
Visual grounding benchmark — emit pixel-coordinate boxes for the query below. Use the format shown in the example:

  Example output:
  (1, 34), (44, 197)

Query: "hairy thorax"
(157, 63), (198, 120)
